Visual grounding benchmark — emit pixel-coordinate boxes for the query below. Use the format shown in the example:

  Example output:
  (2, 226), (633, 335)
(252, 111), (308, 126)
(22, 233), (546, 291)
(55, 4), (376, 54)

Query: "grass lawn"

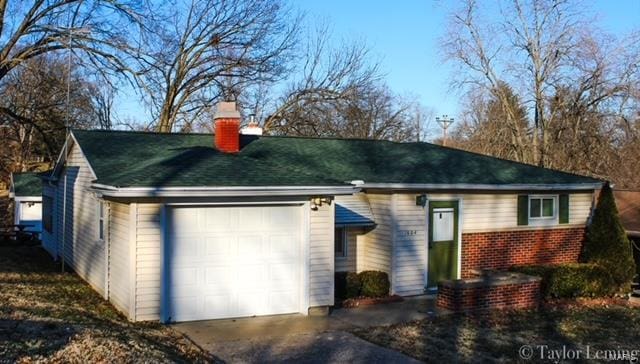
(0, 244), (214, 363)
(353, 300), (640, 363)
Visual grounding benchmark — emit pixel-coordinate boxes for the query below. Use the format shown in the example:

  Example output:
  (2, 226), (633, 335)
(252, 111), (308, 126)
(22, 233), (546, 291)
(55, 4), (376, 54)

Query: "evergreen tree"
(582, 183), (637, 288)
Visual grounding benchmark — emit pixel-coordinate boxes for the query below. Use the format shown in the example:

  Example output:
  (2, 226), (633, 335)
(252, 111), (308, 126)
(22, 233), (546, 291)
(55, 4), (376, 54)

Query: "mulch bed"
(338, 295), (404, 308)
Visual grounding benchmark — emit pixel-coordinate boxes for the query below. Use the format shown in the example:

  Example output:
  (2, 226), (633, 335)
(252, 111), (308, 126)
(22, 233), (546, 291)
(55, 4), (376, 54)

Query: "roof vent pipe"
(240, 114), (263, 136)
(214, 102), (241, 153)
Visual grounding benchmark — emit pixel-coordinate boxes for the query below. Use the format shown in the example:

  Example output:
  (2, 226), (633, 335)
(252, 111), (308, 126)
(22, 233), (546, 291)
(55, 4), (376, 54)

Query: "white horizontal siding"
(426, 192), (593, 233)
(363, 194), (392, 274)
(108, 202), (130, 316)
(60, 144), (106, 297)
(135, 203), (162, 321)
(569, 193), (594, 225)
(309, 202), (334, 307)
(392, 194), (427, 296)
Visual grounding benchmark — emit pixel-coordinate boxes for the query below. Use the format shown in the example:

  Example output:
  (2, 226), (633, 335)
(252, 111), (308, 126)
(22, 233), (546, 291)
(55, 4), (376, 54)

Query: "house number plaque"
(398, 230), (417, 236)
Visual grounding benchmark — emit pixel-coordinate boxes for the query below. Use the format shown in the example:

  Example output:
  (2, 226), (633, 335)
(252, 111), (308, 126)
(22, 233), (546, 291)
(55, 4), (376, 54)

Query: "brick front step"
(437, 271), (542, 312)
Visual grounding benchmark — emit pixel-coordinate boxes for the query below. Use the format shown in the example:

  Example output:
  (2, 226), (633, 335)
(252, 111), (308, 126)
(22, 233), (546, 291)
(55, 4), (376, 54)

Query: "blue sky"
(116, 0), (640, 126)
(295, 0), (639, 119)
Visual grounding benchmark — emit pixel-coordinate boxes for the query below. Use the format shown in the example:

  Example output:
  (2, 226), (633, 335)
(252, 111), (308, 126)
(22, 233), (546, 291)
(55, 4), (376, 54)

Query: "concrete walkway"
(173, 296), (444, 363)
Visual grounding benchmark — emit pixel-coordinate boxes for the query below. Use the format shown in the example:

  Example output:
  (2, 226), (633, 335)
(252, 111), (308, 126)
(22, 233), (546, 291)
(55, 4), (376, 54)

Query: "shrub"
(581, 183), (636, 289)
(510, 263), (616, 298)
(346, 272), (362, 298)
(358, 271), (390, 298)
(335, 272), (361, 299)
(335, 272), (348, 299)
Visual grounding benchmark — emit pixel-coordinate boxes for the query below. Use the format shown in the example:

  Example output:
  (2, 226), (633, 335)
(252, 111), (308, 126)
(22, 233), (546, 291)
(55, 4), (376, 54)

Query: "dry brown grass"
(353, 300), (640, 363)
(0, 245), (216, 363)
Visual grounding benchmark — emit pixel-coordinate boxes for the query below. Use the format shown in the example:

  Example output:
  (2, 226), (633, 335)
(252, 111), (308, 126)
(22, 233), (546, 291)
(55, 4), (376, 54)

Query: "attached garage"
(166, 204), (306, 322)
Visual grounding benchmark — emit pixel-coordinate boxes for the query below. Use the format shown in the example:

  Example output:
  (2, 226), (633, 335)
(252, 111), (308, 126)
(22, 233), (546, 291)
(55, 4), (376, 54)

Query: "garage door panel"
(171, 267), (198, 288)
(201, 208), (235, 232)
(269, 291), (298, 313)
(168, 205), (303, 322)
(237, 264), (268, 290)
(236, 291), (269, 316)
(270, 263), (297, 287)
(237, 235), (265, 259)
(267, 206), (300, 229)
(171, 237), (201, 261)
(204, 267), (234, 292)
(237, 209), (265, 231)
(204, 235), (233, 260)
(172, 207), (199, 227)
(171, 296), (201, 321)
(203, 294), (233, 317)
(269, 235), (297, 261)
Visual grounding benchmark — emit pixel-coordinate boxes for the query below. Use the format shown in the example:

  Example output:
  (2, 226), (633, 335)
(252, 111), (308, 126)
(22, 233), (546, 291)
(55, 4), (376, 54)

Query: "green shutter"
(559, 194), (569, 224)
(517, 195), (528, 226)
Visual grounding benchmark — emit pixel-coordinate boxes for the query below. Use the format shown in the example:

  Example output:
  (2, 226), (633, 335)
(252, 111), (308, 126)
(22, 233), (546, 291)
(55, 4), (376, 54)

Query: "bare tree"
(140, 0), (300, 132)
(0, 56), (96, 179)
(88, 80), (115, 130)
(442, 0), (533, 163)
(0, 0), (150, 177)
(256, 25), (433, 142)
(449, 83), (529, 160)
(444, 0), (640, 187)
(0, 1), (147, 83)
(261, 25), (380, 135)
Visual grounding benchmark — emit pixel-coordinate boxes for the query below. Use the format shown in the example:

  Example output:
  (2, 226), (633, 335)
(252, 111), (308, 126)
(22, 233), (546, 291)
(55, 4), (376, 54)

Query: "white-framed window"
(529, 195), (557, 220)
(335, 227), (347, 258)
(98, 200), (105, 240)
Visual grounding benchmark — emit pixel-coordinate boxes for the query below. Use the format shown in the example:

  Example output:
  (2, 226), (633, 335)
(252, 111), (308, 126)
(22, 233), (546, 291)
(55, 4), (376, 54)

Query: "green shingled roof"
(71, 129), (600, 188)
(11, 172), (43, 197)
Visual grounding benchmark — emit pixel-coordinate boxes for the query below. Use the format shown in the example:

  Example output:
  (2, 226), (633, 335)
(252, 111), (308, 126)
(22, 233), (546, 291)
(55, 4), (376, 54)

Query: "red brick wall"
(437, 279), (541, 311)
(461, 227), (585, 278)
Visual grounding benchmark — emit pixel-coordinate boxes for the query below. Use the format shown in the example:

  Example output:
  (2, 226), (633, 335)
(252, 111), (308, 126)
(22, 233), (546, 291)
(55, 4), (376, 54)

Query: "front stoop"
(437, 271), (542, 312)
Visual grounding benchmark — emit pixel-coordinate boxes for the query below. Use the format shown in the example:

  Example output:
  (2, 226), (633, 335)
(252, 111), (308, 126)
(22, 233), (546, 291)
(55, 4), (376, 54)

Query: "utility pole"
(62, 17), (90, 273)
(436, 115), (454, 147)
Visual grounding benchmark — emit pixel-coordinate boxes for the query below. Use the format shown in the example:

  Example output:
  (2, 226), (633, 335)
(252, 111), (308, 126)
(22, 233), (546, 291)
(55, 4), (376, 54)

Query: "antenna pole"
(436, 115), (455, 147)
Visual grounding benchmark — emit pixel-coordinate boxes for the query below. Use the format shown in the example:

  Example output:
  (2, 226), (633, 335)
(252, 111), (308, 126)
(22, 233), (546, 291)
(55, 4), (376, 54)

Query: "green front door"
(427, 201), (459, 288)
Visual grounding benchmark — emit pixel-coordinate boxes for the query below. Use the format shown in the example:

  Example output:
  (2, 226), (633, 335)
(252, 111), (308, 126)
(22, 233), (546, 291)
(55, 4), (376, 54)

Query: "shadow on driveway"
(172, 296), (445, 363)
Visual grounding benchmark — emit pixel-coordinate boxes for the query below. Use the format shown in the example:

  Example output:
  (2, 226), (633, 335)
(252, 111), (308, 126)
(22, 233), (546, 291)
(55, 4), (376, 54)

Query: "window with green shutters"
(517, 194), (570, 226)
(529, 196), (555, 219)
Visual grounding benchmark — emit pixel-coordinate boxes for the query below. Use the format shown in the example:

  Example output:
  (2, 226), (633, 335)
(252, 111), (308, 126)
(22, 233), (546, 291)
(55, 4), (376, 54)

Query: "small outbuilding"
(9, 172), (43, 236)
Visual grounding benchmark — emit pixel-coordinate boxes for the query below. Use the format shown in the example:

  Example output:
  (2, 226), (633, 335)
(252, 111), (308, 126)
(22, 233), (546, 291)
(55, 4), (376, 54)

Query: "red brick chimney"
(214, 101), (241, 153)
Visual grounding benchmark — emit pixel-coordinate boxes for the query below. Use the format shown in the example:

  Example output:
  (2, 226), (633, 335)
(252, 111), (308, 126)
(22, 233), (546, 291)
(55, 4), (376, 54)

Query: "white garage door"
(167, 205), (303, 322)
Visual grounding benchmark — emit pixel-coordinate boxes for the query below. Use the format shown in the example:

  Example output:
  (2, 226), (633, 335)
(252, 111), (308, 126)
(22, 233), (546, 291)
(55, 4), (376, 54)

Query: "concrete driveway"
(172, 296), (443, 363)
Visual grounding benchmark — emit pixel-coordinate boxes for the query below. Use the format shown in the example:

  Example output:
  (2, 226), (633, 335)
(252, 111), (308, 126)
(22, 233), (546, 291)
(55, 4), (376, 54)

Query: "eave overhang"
(360, 182), (604, 191)
(90, 183), (359, 198)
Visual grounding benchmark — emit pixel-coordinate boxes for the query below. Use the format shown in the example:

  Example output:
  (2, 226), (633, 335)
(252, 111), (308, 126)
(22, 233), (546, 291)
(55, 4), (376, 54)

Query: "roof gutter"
(91, 183), (359, 198)
(359, 182), (604, 191)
